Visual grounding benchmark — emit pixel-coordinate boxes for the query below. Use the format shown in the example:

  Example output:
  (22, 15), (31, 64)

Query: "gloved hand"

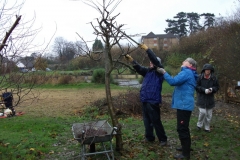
(124, 54), (133, 62)
(139, 44), (148, 50)
(209, 88), (212, 92)
(205, 89), (210, 94)
(157, 67), (166, 74)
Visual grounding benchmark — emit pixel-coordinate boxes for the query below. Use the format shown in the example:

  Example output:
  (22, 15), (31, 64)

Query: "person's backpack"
(2, 92), (15, 116)
(2, 92), (13, 108)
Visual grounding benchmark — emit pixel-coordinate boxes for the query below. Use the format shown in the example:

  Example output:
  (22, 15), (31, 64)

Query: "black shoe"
(176, 147), (182, 151)
(160, 141), (167, 146)
(174, 154), (190, 160)
(204, 129), (210, 133)
(176, 147), (193, 151)
(196, 127), (201, 131)
(142, 138), (154, 143)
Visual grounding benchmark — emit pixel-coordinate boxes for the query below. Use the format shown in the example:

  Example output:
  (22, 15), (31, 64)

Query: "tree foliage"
(187, 12), (202, 34)
(92, 39), (103, 52)
(165, 12), (188, 37)
(200, 13), (215, 30)
(165, 12), (215, 37)
(34, 57), (47, 70)
(168, 13), (240, 81)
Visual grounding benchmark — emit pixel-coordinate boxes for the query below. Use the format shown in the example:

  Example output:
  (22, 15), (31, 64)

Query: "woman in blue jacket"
(157, 58), (198, 160)
(125, 44), (168, 147)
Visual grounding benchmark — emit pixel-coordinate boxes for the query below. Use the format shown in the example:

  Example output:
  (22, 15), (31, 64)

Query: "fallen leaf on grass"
(3, 143), (10, 147)
(203, 142), (209, 147)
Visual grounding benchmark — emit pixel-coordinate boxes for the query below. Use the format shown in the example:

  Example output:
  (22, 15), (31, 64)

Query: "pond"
(85, 76), (141, 88)
(114, 79), (141, 88)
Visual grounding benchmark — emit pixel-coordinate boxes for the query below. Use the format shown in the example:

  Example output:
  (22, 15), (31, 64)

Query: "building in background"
(16, 56), (35, 72)
(141, 32), (179, 51)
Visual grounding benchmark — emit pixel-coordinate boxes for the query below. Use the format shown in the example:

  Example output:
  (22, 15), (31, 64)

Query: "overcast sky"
(21, 0), (238, 52)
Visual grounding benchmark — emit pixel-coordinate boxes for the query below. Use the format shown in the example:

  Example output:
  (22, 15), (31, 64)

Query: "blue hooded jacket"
(163, 66), (198, 111)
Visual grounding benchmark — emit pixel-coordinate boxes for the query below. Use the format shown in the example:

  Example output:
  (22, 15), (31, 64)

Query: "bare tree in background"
(52, 37), (84, 64)
(0, 1), (53, 108)
(77, 0), (145, 151)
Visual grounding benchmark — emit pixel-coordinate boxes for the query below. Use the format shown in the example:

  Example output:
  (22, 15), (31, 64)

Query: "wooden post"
(224, 77), (228, 103)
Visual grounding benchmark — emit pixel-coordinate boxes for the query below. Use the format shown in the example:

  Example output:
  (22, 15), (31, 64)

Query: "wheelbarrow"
(72, 120), (117, 160)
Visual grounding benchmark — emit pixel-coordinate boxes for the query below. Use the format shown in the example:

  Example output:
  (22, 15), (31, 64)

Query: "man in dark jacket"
(125, 44), (167, 146)
(196, 64), (219, 132)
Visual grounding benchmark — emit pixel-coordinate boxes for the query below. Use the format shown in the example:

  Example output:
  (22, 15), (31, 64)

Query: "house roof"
(18, 57), (34, 68)
(16, 62), (25, 68)
(142, 32), (178, 39)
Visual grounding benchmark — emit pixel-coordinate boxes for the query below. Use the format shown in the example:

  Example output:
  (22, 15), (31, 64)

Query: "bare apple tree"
(77, 0), (145, 151)
(0, 1), (53, 110)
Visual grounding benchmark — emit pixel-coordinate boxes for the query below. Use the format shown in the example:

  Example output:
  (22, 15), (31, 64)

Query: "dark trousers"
(142, 102), (167, 142)
(177, 109), (192, 157)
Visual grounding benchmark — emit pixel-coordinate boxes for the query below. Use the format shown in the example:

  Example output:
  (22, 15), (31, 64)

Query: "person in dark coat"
(125, 44), (168, 146)
(157, 58), (198, 160)
(196, 63), (219, 132)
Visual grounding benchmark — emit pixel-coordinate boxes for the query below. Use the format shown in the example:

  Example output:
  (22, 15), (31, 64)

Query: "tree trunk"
(104, 45), (123, 151)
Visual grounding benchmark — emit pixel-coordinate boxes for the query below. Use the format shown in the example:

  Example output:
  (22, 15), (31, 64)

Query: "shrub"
(91, 88), (142, 116)
(165, 53), (202, 74)
(9, 74), (23, 83)
(57, 75), (72, 84)
(91, 68), (114, 84)
(138, 76), (143, 84)
(24, 75), (46, 84)
(163, 65), (174, 76)
(165, 53), (186, 68)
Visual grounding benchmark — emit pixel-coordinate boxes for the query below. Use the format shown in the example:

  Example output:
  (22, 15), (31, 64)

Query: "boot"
(181, 138), (191, 158)
(174, 154), (190, 160)
(176, 138), (187, 151)
(176, 147), (193, 151)
(174, 138), (191, 159)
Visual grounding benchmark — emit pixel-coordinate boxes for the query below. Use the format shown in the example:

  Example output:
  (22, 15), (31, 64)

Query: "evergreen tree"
(200, 13), (215, 30)
(165, 19), (179, 35)
(187, 12), (202, 34)
(165, 12), (215, 37)
(165, 12), (188, 37)
(92, 39), (103, 51)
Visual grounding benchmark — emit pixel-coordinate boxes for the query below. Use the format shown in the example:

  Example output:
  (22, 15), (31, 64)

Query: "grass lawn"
(0, 82), (239, 160)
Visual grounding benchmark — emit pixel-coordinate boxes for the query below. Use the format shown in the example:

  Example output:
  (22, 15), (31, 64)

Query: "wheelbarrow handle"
(111, 127), (118, 136)
(81, 130), (85, 139)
